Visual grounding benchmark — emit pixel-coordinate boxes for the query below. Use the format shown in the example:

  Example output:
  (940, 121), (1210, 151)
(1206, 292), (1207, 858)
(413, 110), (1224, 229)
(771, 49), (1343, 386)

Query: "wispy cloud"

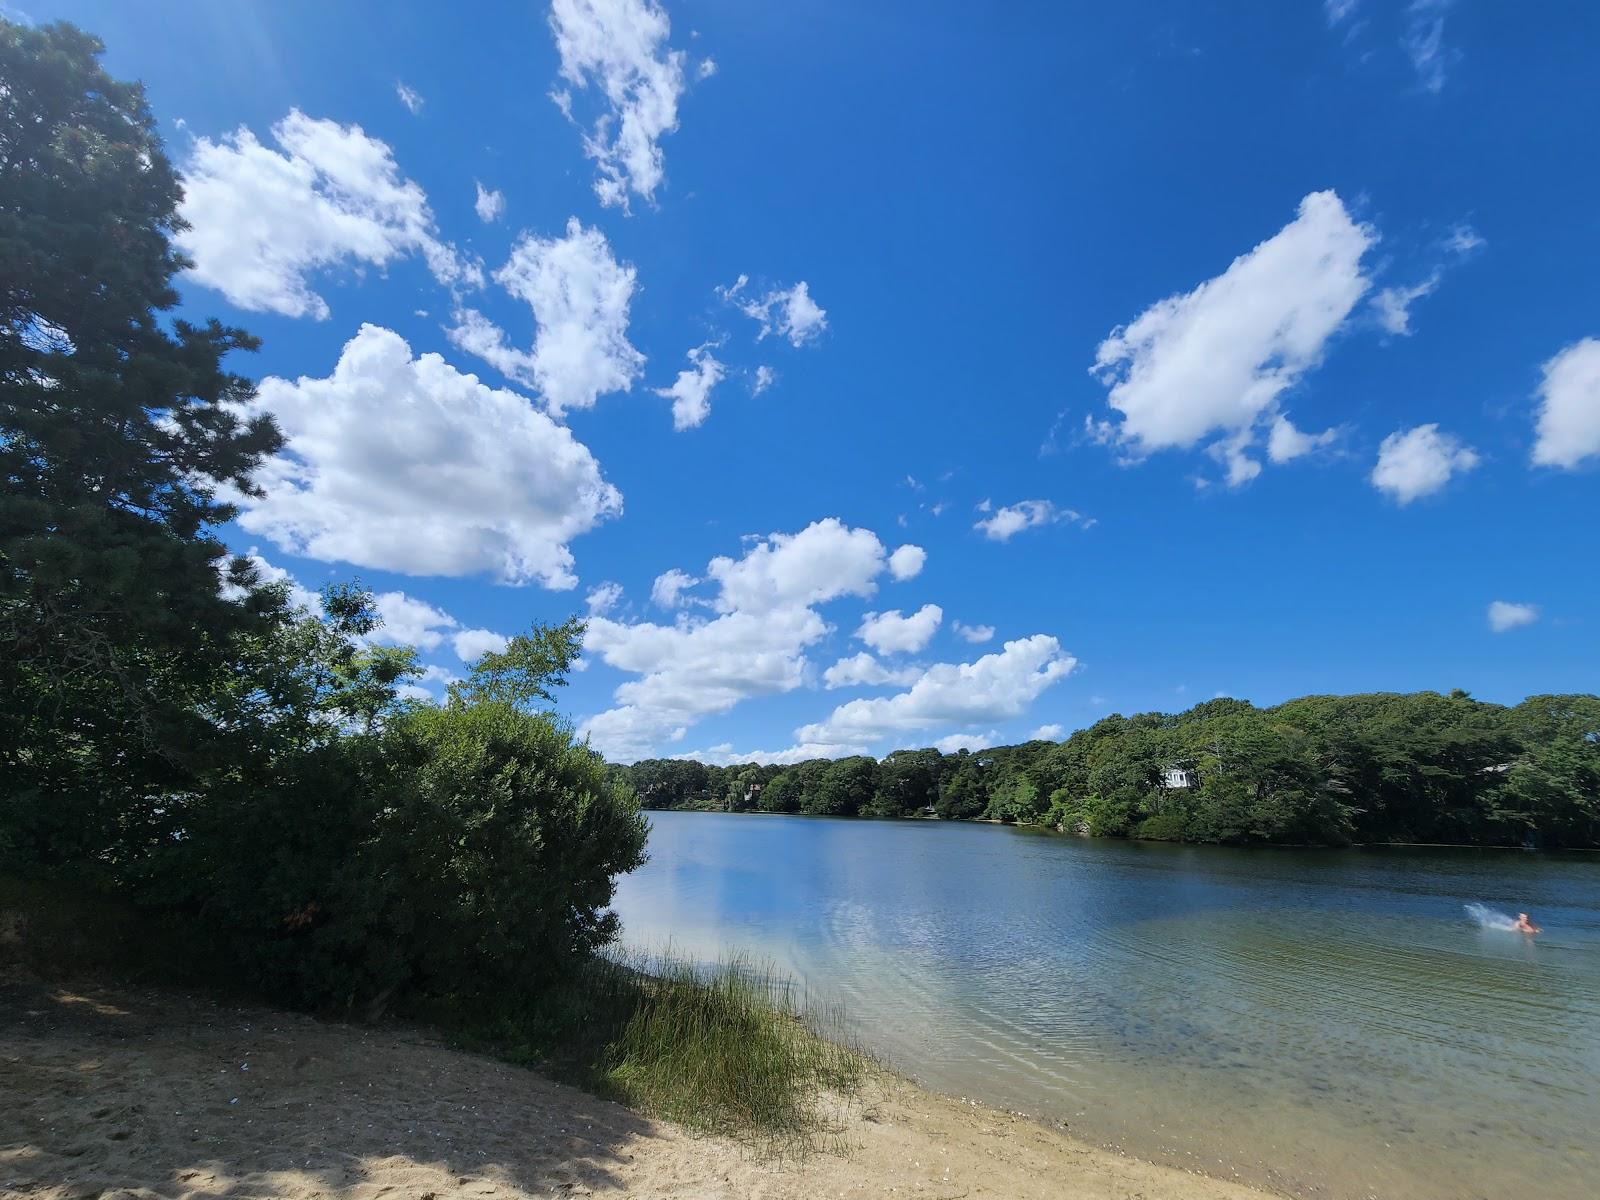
(720, 276), (829, 347)
(1403, 0), (1458, 94)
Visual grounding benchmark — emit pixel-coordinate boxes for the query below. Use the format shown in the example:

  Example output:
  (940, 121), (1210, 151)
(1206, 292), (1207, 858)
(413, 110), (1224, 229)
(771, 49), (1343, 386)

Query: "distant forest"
(609, 692), (1600, 848)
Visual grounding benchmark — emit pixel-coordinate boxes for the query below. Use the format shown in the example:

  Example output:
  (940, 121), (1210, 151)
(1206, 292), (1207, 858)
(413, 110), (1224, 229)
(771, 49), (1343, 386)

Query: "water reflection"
(612, 812), (1599, 1200)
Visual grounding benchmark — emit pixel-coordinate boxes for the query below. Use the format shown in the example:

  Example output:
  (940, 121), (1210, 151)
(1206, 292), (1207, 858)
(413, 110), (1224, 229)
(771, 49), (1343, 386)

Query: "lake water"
(610, 811), (1600, 1200)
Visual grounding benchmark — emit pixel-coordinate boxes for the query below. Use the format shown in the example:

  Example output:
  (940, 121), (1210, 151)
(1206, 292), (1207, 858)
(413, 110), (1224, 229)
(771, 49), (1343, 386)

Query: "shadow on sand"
(0, 972), (659, 1199)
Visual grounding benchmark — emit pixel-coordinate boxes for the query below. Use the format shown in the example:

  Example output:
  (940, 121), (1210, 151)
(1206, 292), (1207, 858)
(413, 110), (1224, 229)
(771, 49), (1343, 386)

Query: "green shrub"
(372, 703), (648, 1008)
(1134, 810), (1191, 841)
(1053, 791), (1138, 836)
(147, 703), (647, 1017)
(0, 875), (229, 987)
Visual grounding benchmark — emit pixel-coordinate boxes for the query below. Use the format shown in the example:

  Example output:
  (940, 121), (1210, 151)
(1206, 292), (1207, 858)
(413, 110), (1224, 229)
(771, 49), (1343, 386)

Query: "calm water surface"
(611, 812), (1600, 1200)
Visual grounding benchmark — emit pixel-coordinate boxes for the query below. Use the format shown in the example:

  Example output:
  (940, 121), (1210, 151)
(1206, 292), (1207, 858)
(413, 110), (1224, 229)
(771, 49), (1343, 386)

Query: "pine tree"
(1, 20), (284, 866)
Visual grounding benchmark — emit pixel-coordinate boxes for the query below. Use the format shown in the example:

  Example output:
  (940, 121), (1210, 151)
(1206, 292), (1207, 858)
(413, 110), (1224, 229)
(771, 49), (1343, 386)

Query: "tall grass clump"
(602, 950), (869, 1155)
(466, 948), (872, 1158)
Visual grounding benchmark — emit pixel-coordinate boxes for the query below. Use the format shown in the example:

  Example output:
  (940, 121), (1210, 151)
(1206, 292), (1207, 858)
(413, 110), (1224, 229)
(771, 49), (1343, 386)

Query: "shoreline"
(642, 805), (1600, 853)
(0, 967), (1275, 1200)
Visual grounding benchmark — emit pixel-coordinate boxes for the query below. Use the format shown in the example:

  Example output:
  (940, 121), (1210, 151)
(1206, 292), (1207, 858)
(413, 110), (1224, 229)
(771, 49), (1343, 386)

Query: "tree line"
(0, 21), (645, 1017)
(612, 690), (1600, 848)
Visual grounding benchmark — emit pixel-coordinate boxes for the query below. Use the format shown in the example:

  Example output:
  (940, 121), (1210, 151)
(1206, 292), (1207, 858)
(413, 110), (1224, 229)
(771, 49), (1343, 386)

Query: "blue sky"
(27, 0), (1600, 762)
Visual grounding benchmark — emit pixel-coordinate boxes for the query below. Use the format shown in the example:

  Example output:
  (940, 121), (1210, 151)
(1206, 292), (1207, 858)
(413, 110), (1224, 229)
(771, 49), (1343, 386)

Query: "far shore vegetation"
(614, 689), (1600, 848)
(0, 19), (861, 1156)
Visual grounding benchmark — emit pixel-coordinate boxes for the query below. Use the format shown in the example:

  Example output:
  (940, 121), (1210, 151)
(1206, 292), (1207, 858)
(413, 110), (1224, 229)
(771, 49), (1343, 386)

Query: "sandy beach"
(0, 968), (1272, 1200)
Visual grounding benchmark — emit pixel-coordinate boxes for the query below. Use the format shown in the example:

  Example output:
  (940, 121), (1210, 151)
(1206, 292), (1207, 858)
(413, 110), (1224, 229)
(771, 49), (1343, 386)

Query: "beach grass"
(605, 950), (869, 1155)
(461, 947), (871, 1158)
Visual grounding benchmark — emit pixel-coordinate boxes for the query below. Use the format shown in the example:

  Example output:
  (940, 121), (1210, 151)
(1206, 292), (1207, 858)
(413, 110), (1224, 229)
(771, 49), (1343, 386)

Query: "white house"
(1160, 765), (1199, 790)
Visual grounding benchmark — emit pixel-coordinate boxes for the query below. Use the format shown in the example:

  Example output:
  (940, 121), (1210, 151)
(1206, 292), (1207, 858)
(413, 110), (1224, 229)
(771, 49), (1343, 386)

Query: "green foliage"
(807, 755), (877, 816)
(1061, 791), (1138, 838)
(142, 692), (646, 1017)
(0, 874), (231, 987)
(758, 771), (801, 812)
(616, 691), (1600, 848)
(1134, 811), (1191, 841)
(448, 616), (584, 710)
(379, 704), (648, 1000)
(867, 748), (939, 816)
(1, 20), (284, 866)
(936, 754), (988, 820)
(984, 771), (1042, 823)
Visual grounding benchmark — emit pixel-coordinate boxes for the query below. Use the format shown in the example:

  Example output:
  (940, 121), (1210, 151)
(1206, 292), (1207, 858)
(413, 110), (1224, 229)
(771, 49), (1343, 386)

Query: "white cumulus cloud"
(822, 653), (924, 690)
(372, 591), (458, 650)
(450, 217), (644, 415)
(655, 343), (726, 430)
(953, 621), (995, 644)
(650, 568), (698, 609)
(1266, 415), (1339, 463)
(974, 499), (1085, 542)
(549, 0), (688, 210)
(1029, 723), (1065, 741)
(856, 605), (943, 655)
(579, 519), (902, 760)
(720, 276), (828, 347)
(395, 82), (424, 114)
(795, 635), (1078, 753)
(1531, 337), (1600, 470)
(452, 628), (510, 662)
(1487, 601), (1538, 634)
(1372, 273), (1440, 337)
(887, 544), (926, 580)
(177, 110), (479, 320)
(223, 553), (511, 676)
(474, 181), (506, 223)
(707, 518), (890, 616)
(935, 731), (999, 755)
(582, 606), (829, 762)
(586, 581), (625, 614)
(236, 324), (621, 586)
(1370, 423), (1479, 504)
(1088, 190), (1374, 486)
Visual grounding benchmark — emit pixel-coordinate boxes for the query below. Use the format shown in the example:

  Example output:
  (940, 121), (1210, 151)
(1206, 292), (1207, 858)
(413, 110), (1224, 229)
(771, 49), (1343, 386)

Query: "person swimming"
(1512, 912), (1541, 934)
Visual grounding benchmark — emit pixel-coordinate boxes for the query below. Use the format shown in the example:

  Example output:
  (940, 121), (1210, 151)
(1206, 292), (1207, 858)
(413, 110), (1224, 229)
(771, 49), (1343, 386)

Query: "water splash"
(1464, 903), (1520, 932)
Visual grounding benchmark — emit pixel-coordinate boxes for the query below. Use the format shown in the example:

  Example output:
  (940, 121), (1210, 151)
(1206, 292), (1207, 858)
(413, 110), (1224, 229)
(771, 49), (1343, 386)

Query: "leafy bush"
(1135, 811), (1191, 841)
(372, 703), (648, 1009)
(151, 703), (646, 1017)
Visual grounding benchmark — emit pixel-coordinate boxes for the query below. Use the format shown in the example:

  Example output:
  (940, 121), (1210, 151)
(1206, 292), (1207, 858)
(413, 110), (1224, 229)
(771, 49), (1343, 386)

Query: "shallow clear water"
(611, 812), (1600, 1200)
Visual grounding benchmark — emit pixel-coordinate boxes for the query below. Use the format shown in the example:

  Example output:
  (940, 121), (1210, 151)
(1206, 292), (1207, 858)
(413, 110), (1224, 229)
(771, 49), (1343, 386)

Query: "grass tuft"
(455, 947), (871, 1158)
(602, 949), (869, 1157)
